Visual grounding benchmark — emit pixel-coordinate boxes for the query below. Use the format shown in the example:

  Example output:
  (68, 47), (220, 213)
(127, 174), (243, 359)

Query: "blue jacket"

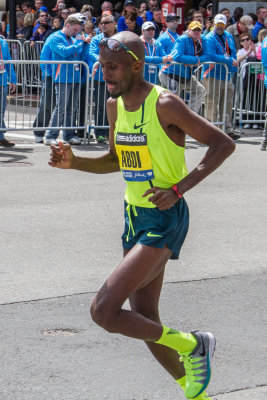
(252, 22), (264, 40)
(155, 29), (179, 75)
(49, 30), (85, 83)
(0, 38), (16, 86)
(40, 34), (53, 77)
(145, 10), (153, 21)
(172, 33), (210, 79)
(203, 30), (237, 81)
(142, 39), (165, 84)
(261, 37), (267, 89)
(117, 15), (144, 32)
(89, 32), (105, 82)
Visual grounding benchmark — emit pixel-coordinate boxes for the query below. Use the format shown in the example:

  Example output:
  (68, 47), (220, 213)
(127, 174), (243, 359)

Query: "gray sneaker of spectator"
(68, 136), (81, 145)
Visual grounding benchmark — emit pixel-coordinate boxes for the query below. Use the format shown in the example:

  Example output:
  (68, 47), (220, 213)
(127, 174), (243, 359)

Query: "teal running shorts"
(122, 198), (189, 260)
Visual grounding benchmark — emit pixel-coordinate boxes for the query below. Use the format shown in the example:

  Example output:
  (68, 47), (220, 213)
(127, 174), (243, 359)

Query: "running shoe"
(180, 331), (216, 399)
(193, 391), (212, 399)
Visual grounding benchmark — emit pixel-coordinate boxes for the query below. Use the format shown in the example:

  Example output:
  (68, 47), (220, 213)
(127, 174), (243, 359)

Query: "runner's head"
(99, 31), (145, 98)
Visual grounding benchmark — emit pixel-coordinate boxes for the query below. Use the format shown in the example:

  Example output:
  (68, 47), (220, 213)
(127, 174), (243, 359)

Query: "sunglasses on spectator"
(168, 18), (179, 22)
(100, 21), (113, 25)
(40, 14), (48, 17)
(216, 23), (225, 27)
(99, 38), (139, 61)
(146, 27), (155, 31)
(240, 38), (250, 42)
(62, 11), (70, 14)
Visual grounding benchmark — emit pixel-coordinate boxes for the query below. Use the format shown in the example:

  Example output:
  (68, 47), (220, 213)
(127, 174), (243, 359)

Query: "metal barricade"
(2, 60), (92, 143)
(89, 61), (229, 134)
(234, 62), (266, 134)
(6, 39), (24, 92)
(23, 41), (44, 90)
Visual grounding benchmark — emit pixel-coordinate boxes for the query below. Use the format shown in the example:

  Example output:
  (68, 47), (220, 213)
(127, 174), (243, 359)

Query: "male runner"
(49, 32), (235, 399)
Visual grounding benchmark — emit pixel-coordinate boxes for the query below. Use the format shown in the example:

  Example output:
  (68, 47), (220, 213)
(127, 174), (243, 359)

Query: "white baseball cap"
(142, 21), (155, 30)
(214, 13), (227, 25)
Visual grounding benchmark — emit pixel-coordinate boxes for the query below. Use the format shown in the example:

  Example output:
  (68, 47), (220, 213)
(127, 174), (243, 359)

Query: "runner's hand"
(143, 186), (179, 210)
(48, 142), (75, 169)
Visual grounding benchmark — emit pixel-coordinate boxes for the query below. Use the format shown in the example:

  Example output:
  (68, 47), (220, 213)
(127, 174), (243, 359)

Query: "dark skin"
(49, 31), (235, 381)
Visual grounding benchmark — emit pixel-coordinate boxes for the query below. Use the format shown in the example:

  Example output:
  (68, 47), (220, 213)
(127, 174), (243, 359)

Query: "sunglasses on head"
(99, 38), (139, 61)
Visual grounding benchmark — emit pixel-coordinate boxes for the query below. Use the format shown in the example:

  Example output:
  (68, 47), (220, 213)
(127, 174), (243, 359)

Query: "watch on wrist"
(171, 184), (183, 199)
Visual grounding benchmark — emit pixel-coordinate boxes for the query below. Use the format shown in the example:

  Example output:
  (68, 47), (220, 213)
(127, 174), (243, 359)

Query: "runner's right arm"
(48, 98), (120, 174)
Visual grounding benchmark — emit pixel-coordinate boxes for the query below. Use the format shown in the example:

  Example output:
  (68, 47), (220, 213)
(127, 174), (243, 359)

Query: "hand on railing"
(9, 83), (16, 94)
(30, 41), (35, 48)
(162, 55), (173, 65)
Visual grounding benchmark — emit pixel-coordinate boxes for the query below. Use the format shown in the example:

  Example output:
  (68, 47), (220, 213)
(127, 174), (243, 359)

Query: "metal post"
(212, 0), (219, 16)
(9, 0), (16, 39)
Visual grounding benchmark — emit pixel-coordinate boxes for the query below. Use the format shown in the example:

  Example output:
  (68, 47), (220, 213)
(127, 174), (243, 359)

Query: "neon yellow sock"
(155, 325), (197, 354)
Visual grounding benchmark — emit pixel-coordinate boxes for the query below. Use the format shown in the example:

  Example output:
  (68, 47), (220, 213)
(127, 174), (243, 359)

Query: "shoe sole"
(192, 333), (216, 399)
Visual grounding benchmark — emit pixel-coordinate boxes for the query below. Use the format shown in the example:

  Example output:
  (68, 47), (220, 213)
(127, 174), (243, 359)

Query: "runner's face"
(100, 48), (135, 98)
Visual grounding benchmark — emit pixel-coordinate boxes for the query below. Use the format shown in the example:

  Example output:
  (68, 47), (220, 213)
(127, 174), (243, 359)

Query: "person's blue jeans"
(33, 76), (56, 138)
(45, 82), (80, 141)
(0, 85), (8, 140)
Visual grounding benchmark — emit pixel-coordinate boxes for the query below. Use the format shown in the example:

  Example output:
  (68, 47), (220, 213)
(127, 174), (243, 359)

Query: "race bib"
(116, 132), (155, 182)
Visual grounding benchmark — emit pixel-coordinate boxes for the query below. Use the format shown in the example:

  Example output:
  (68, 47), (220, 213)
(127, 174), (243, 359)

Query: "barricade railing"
(23, 41), (44, 90)
(2, 60), (92, 143)
(6, 39), (25, 91)
(233, 62), (266, 134)
(89, 61), (229, 134)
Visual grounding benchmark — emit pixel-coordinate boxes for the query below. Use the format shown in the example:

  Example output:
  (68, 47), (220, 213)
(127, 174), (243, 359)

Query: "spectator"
(89, 13), (116, 143)
(33, 33), (56, 143)
(101, 2), (113, 14)
(146, 0), (158, 22)
(236, 33), (257, 130)
(52, 3), (66, 19)
(171, 20), (208, 114)
(114, 2), (124, 21)
(260, 35), (267, 150)
(69, 8), (77, 15)
(21, 1), (34, 15)
(30, 23), (49, 46)
(252, 7), (267, 40)
(203, 13), (239, 140)
(43, 16), (61, 41)
(192, 10), (203, 26)
(23, 11), (35, 40)
(256, 28), (267, 55)
(35, 0), (43, 13)
(139, 2), (147, 14)
(117, 0), (143, 32)
(152, 8), (163, 39)
(61, 8), (70, 26)
(44, 16), (88, 146)
(157, 13), (180, 92)
(141, 21), (171, 84)
(229, 7), (243, 25)
(1, 12), (8, 38)
(226, 15), (254, 51)
(198, 0), (209, 19)
(203, 16), (213, 35)
(125, 11), (141, 35)
(0, 37), (17, 147)
(84, 20), (96, 36)
(32, 10), (49, 35)
(219, 8), (231, 28)
(248, 13), (257, 26)
(16, 11), (26, 39)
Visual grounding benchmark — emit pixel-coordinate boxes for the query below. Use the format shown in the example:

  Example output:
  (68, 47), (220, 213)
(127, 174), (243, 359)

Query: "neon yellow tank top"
(114, 85), (188, 208)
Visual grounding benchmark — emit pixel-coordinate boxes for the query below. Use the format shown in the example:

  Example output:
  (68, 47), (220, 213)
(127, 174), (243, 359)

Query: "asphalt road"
(0, 132), (266, 400)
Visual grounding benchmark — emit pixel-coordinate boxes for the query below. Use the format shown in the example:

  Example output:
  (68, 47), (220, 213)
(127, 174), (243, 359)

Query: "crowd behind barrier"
(1, 57), (266, 142)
